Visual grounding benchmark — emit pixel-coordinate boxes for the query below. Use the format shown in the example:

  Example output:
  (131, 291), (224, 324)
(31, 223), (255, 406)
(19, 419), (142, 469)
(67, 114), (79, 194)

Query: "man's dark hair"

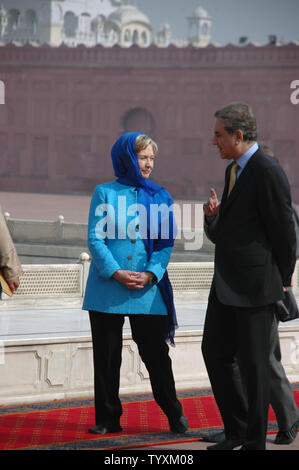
(214, 102), (257, 142)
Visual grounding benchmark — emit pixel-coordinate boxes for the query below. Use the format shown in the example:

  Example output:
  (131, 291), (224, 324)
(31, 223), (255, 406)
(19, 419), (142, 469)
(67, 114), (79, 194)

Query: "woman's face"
(137, 144), (156, 179)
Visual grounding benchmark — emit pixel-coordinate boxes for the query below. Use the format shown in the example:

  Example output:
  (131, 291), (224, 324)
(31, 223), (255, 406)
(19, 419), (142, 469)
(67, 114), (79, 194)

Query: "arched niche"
(122, 107), (155, 136)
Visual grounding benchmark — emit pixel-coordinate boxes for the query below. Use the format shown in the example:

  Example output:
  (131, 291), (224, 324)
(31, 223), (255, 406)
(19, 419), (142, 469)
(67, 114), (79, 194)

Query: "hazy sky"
(135, 0), (299, 45)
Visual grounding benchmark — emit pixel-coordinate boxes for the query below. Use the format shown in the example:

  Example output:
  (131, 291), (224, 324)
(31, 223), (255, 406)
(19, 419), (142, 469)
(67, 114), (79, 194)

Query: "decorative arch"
(80, 12), (91, 34)
(64, 11), (78, 38)
(132, 30), (139, 44)
(141, 31), (148, 45)
(7, 9), (20, 32)
(122, 108), (155, 136)
(24, 9), (38, 34)
(124, 29), (131, 42)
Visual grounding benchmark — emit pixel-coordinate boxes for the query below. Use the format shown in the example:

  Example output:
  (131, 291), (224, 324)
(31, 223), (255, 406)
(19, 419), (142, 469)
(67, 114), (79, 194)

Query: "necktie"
(228, 162), (238, 196)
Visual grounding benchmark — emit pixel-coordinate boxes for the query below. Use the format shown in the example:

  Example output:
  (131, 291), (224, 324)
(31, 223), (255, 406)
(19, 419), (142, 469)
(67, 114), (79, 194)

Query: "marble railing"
(2, 255), (299, 304)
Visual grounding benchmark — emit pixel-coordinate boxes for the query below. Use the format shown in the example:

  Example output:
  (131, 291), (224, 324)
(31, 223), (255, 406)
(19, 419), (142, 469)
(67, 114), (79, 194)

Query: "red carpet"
(0, 387), (298, 450)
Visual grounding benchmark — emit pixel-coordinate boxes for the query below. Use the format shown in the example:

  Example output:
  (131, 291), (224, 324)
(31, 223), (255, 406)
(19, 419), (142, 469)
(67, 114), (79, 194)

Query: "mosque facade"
(0, 0), (212, 48)
(0, 1), (298, 202)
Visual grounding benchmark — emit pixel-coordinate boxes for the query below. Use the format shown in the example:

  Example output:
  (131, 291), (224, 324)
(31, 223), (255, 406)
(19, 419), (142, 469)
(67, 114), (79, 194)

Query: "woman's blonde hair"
(136, 134), (158, 155)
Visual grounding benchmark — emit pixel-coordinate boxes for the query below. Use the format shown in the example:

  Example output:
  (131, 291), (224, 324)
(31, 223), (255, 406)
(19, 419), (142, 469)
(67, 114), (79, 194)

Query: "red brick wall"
(0, 43), (298, 201)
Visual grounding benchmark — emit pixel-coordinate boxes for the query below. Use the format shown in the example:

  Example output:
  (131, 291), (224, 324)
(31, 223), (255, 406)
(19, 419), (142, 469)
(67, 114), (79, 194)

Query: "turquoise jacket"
(82, 181), (173, 315)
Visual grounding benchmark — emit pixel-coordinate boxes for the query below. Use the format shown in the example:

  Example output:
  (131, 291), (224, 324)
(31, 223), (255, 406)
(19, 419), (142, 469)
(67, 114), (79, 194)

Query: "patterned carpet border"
(0, 388), (216, 416)
(21, 423), (282, 451)
(27, 429), (211, 451)
(0, 385), (298, 450)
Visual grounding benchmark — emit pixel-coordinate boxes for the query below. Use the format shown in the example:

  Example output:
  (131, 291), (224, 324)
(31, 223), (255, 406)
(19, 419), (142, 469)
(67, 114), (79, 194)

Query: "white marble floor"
(0, 302), (208, 342)
(1, 300), (298, 342)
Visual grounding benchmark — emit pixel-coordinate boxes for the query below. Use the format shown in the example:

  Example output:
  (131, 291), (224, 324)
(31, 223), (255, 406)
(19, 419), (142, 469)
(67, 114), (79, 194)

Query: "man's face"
(212, 119), (238, 160)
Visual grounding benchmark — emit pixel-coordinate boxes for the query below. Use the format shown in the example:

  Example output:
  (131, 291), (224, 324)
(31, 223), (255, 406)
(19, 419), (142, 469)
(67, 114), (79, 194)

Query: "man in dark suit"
(202, 102), (297, 450)
(202, 145), (299, 447)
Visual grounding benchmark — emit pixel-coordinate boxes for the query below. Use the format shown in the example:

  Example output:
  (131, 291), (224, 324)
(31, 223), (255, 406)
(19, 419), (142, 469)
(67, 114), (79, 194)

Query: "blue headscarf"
(111, 132), (178, 345)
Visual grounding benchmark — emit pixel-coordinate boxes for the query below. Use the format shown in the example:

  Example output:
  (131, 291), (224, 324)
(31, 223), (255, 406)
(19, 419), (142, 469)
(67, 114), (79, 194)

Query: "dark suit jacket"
(205, 148), (297, 307)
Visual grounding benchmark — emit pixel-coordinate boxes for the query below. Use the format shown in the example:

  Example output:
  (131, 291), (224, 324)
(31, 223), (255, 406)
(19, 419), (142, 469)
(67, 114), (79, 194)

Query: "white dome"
(107, 5), (151, 28)
(194, 6), (210, 18)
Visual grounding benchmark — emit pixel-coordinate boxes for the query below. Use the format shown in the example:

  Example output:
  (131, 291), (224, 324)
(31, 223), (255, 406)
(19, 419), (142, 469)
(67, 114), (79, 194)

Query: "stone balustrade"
(1, 255), (298, 304)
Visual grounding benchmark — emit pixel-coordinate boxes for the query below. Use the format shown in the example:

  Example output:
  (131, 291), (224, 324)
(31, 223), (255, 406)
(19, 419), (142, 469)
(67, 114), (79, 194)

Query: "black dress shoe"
(169, 415), (189, 434)
(274, 421), (298, 445)
(238, 444), (265, 450)
(88, 423), (123, 435)
(200, 430), (225, 443)
(207, 438), (244, 450)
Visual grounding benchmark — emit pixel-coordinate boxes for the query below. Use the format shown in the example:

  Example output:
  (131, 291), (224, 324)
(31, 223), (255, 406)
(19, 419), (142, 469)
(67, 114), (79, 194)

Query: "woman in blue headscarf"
(83, 132), (188, 435)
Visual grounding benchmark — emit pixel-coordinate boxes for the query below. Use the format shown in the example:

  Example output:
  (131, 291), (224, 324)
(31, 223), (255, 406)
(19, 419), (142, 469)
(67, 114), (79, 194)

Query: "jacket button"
(128, 256), (132, 260)
(131, 239), (136, 244)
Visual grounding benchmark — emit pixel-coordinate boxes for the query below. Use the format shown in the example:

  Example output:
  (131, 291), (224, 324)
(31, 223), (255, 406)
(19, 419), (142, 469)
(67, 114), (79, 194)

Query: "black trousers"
(229, 315), (299, 432)
(269, 316), (299, 430)
(201, 291), (274, 450)
(89, 311), (183, 426)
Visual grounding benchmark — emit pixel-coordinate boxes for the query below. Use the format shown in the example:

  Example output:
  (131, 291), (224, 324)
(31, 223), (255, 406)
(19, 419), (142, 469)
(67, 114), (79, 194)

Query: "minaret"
(187, 5), (212, 47)
(155, 21), (171, 47)
(0, 4), (7, 39)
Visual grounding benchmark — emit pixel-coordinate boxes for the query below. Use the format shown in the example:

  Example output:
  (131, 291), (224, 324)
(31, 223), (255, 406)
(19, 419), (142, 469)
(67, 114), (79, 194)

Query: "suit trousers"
(89, 311), (183, 426)
(223, 315), (299, 435)
(269, 316), (299, 430)
(202, 290), (274, 450)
